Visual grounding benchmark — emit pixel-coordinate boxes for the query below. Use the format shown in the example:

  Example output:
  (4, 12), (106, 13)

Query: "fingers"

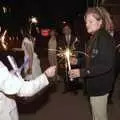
(69, 69), (80, 79)
(45, 66), (56, 78)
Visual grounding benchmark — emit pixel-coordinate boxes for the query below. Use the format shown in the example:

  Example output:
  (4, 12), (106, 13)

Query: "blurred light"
(41, 28), (50, 37)
(29, 16), (38, 24)
(62, 21), (67, 24)
(3, 6), (7, 13)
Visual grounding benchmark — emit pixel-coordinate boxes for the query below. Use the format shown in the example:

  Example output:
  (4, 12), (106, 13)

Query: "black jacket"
(80, 29), (115, 96)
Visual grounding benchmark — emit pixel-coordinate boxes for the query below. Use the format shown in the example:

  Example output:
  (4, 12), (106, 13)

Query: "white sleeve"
(17, 74), (49, 97)
(0, 62), (49, 97)
(0, 64), (23, 95)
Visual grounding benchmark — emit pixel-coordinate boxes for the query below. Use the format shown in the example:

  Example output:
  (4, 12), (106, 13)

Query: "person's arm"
(17, 66), (56, 97)
(17, 73), (49, 97)
(0, 62), (55, 97)
(18, 66), (55, 97)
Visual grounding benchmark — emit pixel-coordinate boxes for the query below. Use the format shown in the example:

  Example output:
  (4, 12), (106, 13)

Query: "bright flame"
(0, 30), (7, 50)
(65, 48), (71, 71)
(31, 17), (38, 24)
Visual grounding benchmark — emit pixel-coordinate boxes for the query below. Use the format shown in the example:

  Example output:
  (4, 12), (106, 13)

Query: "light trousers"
(90, 93), (109, 120)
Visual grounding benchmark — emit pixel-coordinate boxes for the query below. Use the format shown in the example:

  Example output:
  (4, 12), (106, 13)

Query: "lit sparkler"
(48, 47), (88, 81)
(64, 48), (72, 71)
(48, 47), (89, 63)
(0, 30), (7, 50)
(49, 47), (73, 69)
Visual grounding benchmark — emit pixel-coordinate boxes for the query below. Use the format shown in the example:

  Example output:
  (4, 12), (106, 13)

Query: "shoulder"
(96, 30), (115, 50)
(0, 61), (6, 68)
(97, 29), (112, 42)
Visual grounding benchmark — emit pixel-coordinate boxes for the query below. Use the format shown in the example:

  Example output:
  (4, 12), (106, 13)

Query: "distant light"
(29, 16), (38, 24)
(62, 21), (67, 24)
(2, 6), (7, 13)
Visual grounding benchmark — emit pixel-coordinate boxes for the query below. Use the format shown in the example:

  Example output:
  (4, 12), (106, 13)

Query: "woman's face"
(85, 13), (102, 34)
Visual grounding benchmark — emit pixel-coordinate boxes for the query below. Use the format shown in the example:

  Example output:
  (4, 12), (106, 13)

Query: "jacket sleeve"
(0, 62), (49, 97)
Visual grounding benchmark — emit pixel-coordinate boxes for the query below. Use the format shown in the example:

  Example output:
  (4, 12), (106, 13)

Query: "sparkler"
(64, 48), (72, 71)
(48, 47), (88, 81)
(72, 37), (78, 50)
(0, 30), (7, 50)
(48, 47), (89, 64)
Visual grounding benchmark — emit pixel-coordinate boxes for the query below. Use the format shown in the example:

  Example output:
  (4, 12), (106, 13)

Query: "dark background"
(0, 0), (94, 30)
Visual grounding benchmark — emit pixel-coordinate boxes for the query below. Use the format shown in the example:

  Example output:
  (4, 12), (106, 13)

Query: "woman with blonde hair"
(69, 7), (115, 120)
(96, 7), (114, 36)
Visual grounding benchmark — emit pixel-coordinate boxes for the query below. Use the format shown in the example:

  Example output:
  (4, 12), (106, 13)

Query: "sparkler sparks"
(48, 47), (89, 65)
(48, 46), (89, 81)
(64, 48), (72, 70)
(0, 30), (8, 50)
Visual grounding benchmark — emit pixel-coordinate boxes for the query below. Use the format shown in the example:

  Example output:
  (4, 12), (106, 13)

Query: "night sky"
(9, 0), (87, 16)
(0, 0), (94, 30)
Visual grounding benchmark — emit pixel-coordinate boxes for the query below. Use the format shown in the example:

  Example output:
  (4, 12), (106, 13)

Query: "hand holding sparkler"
(64, 48), (76, 81)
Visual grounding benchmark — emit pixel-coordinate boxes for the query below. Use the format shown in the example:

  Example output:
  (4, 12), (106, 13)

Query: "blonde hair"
(84, 7), (114, 33)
